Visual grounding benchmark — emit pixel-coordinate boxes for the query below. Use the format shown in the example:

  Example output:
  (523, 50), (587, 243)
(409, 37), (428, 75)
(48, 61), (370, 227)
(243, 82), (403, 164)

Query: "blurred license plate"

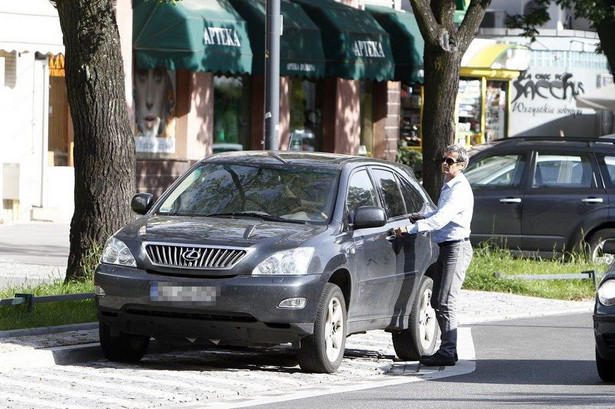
(150, 283), (219, 304)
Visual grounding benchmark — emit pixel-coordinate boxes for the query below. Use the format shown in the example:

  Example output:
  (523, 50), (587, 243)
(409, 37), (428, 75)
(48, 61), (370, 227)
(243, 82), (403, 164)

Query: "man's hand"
(394, 225), (409, 238)
(409, 213), (424, 223)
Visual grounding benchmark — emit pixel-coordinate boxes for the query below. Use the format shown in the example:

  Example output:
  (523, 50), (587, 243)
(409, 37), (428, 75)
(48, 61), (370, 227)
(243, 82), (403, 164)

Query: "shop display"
(400, 85), (422, 147)
(456, 78), (482, 145)
(485, 80), (507, 141)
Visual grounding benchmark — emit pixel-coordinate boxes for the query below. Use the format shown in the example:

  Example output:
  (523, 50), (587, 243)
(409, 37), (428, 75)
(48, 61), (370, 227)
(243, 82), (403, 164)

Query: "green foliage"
(465, 243), (603, 301)
(396, 142), (423, 180)
(0, 279), (95, 331)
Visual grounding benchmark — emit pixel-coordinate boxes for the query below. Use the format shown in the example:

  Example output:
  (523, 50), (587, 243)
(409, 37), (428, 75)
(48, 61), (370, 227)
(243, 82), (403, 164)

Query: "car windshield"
(156, 162), (339, 223)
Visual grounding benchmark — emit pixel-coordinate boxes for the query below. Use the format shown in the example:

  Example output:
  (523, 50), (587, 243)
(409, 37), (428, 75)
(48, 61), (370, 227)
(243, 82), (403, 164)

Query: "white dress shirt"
(408, 172), (474, 243)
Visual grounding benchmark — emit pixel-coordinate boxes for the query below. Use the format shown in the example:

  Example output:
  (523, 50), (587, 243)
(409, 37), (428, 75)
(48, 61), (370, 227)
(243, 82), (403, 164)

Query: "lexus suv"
(465, 136), (615, 261)
(94, 151), (439, 373)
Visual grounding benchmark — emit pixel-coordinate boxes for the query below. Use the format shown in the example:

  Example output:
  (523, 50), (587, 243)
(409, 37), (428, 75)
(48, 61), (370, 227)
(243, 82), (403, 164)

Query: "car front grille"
(145, 243), (247, 269)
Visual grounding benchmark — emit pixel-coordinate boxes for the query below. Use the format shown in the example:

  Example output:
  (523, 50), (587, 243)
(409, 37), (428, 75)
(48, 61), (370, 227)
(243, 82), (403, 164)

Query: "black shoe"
(419, 351), (456, 367)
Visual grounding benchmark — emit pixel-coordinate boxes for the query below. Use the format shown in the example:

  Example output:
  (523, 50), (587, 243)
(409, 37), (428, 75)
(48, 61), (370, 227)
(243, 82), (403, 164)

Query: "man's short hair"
(444, 144), (469, 164)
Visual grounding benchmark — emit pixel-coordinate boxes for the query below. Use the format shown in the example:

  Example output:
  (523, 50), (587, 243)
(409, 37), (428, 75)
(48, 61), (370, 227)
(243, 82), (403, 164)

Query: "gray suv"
(94, 151), (439, 373)
(466, 136), (615, 260)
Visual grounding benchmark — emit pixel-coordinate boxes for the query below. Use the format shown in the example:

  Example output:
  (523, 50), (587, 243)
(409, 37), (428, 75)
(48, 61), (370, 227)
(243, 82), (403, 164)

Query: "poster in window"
(133, 67), (176, 153)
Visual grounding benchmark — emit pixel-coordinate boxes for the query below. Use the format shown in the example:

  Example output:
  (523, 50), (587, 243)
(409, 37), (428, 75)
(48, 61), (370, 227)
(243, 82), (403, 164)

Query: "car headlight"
(252, 248), (314, 276)
(598, 279), (615, 306)
(101, 237), (137, 267)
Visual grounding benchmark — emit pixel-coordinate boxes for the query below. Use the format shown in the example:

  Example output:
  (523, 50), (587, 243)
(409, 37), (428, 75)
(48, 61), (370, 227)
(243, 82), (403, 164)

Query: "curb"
(0, 322), (98, 339)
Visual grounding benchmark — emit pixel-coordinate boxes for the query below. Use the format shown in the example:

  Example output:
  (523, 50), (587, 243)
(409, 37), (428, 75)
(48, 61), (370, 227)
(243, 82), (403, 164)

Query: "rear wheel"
(392, 276), (438, 361)
(297, 283), (347, 373)
(99, 322), (150, 363)
(588, 229), (615, 264)
(596, 348), (615, 382)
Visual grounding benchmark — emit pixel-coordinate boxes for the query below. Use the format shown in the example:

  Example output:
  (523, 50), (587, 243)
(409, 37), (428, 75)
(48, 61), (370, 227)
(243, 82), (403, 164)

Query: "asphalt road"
(256, 313), (614, 409)
(0, 222), (69, 288)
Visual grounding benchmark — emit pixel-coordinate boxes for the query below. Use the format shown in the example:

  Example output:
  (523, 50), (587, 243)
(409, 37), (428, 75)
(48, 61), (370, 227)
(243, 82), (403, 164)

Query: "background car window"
(346, 169), (378, 215)
(399, 178), (424, 213)
(465, 154), (525, 187)
(533, 153), (592, 188)
(603, 156), (615, 185)
(372, 169), (406, 218)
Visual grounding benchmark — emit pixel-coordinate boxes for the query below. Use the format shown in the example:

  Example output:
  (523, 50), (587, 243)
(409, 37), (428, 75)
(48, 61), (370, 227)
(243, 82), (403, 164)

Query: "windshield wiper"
(206, 212), (303, 223)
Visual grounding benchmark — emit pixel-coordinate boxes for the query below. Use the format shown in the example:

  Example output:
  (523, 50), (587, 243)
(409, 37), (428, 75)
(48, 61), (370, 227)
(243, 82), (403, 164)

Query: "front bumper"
(95, 264), (326, 346)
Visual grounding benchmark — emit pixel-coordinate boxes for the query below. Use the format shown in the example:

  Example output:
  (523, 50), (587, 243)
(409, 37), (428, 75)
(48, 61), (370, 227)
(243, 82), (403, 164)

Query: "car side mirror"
(353, 206), (387, 229)
(131, 193), (154, 215)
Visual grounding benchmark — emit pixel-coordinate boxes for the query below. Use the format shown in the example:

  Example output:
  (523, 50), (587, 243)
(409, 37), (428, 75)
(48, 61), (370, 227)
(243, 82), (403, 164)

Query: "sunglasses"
(439, 157), (464, 166)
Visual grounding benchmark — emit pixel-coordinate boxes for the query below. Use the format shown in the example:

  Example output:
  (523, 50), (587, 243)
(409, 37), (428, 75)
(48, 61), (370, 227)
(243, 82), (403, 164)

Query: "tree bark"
(54, 0), (135, 281)
(410, 0), (490, 202)
(596, 16), (615, 74)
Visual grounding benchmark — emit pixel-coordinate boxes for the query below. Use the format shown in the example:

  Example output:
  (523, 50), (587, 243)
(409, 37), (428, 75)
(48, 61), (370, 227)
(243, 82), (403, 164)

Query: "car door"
(465, 151), (528, 249)
(521, 150), (608, 254)
(344, 167), (397, 321)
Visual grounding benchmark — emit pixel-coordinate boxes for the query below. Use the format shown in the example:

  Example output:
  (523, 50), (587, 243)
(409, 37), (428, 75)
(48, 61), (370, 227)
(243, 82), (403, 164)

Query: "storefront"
(455, 41), (529, 146)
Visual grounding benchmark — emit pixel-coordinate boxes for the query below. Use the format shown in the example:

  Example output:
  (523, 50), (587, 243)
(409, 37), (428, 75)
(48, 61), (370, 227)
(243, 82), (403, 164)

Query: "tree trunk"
(596, 16), (615, 74)
(421, 48), (461, 202)
(54, 0), (135, 281)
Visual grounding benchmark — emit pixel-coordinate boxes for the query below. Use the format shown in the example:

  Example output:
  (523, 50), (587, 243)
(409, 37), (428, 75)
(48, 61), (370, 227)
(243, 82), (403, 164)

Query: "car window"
(399, 178), (424, 213)
(465, 154), (525, 187)
(156, 162), (338, 222)
(372, 169), (406, 218)
(533, 153), (592, 188)
(603, 156), (615, 185)
(346, 169), (378, 215)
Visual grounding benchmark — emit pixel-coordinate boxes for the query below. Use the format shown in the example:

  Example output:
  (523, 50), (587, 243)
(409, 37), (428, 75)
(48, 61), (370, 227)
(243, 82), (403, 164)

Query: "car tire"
(596, 347), (615, 382)
(99, 322), (150, 363)
(588, 228), (615, 264)
(297, 283), (347, 373)
(392, 275), (438, 361)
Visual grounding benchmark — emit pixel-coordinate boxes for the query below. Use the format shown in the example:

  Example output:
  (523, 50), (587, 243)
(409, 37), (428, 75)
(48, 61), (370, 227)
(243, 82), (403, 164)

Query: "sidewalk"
(0, 289), (594, 370)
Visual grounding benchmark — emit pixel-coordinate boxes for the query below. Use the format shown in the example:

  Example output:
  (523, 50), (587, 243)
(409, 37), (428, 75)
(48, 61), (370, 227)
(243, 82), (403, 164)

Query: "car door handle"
(499, 197), (522, 203)
(582, 197), (604, 203)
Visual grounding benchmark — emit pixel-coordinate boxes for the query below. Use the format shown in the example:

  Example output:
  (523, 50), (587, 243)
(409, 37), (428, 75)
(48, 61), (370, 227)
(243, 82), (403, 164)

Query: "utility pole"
(264, 0), (281, 150)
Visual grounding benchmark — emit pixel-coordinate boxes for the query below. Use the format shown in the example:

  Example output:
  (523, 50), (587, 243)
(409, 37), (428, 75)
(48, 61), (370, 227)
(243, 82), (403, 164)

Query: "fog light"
(94, 285), (106, 296)
(278, 297), (306, 309)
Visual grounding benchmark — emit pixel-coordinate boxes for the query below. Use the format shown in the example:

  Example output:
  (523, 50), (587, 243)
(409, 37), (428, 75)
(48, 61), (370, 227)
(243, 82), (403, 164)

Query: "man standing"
(396, 143), (474, 366)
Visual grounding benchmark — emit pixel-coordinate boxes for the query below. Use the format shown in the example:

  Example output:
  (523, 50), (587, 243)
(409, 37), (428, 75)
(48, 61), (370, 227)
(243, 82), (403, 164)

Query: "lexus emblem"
(181, 249), (201, 262)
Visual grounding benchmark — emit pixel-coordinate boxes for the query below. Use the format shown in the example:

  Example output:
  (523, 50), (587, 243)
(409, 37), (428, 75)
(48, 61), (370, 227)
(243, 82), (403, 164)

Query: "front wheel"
(596, 348), (615, 382)
(392, 276), (438, 361)
(297, 283), (347, 373)
(99, 322), (150, 363)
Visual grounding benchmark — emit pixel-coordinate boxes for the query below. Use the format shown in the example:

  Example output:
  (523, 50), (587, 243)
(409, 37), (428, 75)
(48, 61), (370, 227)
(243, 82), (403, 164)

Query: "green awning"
(291, 0), (394, 81)
(133, 0), (253, 74)
(367, 6), (424, 84)
(229, 0), (326, 78)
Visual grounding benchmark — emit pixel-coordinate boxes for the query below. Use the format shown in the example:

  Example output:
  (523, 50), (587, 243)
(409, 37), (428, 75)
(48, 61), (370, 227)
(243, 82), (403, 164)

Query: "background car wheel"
(588, 228), (615, 264)
(297, 283), (347, 373)
(596, 348), (615, 382)
(99, 322), (150, 363)
(392, 276), (438, 361)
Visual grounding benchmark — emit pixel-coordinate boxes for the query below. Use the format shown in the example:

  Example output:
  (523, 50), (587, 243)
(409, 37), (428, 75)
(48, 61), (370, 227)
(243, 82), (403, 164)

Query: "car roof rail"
(489, 136), (615, 148)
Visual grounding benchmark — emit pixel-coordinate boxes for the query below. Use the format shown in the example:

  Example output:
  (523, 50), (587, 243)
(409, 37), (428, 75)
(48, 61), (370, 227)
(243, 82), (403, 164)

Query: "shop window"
(213, 75), (251, 151)
(360, 81), (374, 156)
(485, 80), (507, 141)
(400, 84), (422, 148)
(289, 78), (323, 151)
(457, 78), (482, 145)
(47, 54), (73, 167)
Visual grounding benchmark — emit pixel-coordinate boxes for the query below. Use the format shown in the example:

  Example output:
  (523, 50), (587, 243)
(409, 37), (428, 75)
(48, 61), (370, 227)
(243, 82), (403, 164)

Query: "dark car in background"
(94, 151), (439, 373)
(465, 136), (615, 261)
(594, 241), (615, 382)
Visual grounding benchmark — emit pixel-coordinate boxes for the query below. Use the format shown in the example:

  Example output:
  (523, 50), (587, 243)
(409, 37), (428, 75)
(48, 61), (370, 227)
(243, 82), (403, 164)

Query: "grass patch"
(464, 245), (604, 301)
(0, 278), (96, 331)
